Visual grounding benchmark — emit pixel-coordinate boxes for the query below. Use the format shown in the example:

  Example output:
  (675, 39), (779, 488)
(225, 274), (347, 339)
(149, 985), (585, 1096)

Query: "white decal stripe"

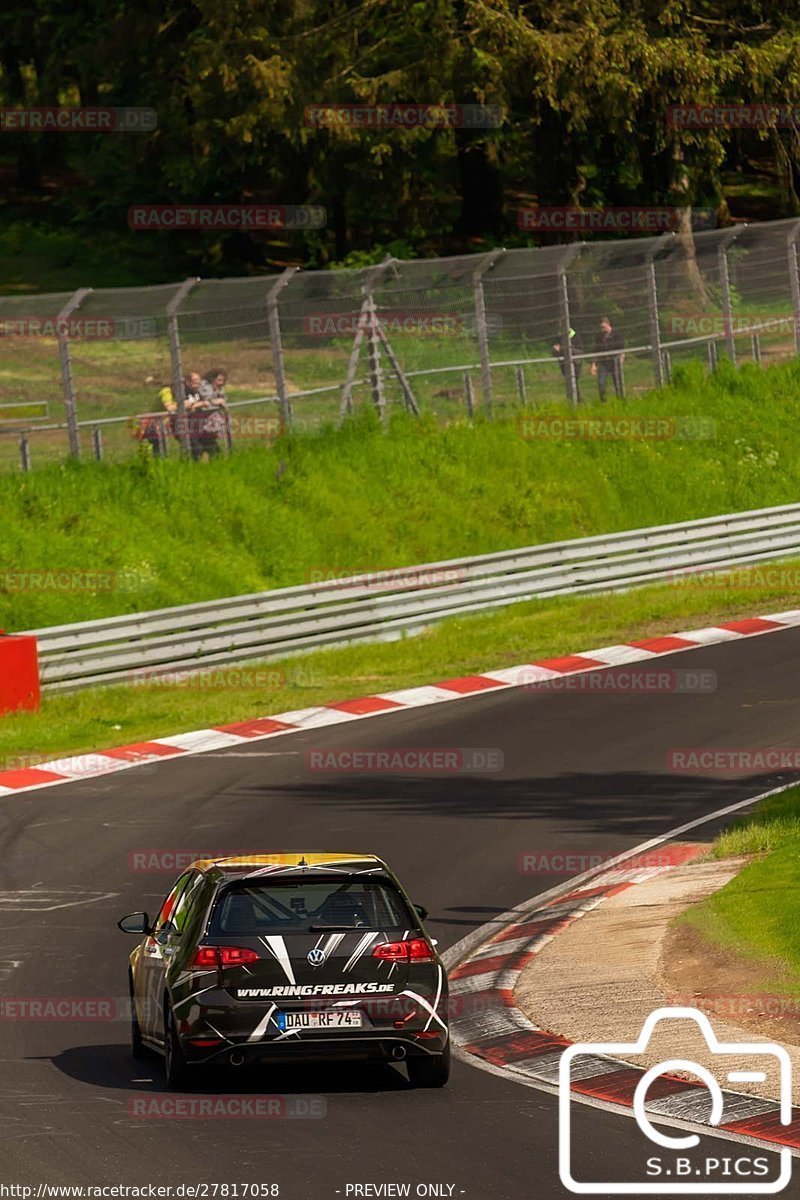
(247, 1004), (277, 1042)
(399, 988), (448, 1036)
(260, 935), (296, 985)
(323, 932), (346, 958)
(424, 965), (444, 1031)
(342, 931), (378, 972)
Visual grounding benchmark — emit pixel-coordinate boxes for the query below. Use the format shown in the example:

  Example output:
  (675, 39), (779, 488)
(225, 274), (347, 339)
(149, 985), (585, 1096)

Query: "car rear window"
(209, 877), (414, 935)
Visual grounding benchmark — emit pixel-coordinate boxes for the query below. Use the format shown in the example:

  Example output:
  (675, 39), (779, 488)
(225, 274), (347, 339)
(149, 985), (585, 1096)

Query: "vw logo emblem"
(307, 948), (326, 968)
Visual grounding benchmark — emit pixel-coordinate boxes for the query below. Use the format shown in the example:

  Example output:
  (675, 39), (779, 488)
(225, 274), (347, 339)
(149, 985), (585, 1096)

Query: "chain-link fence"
(3, 216), (800, 471)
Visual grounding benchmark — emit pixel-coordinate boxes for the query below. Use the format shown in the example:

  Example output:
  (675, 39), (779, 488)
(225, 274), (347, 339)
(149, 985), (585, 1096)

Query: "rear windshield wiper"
(308, 923), (366, 931)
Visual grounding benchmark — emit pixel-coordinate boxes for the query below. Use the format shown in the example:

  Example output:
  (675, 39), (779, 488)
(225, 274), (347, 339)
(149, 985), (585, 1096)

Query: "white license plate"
(277, 1010), (364, 1030)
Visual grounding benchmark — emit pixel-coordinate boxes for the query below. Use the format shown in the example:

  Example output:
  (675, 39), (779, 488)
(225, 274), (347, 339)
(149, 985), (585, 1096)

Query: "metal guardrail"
(24, 501), (800, 692)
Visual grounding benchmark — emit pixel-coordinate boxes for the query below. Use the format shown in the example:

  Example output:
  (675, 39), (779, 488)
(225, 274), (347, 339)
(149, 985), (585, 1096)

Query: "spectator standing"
(551, 328), (583, 403)
(591, 316), (625, 401)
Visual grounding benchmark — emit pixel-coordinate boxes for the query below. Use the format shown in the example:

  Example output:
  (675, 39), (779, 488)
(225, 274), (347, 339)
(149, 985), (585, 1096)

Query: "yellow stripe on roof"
(192, 852), (378, 870)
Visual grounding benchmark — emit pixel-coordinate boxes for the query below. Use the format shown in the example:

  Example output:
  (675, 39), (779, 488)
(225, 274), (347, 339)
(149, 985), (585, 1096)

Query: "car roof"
(190, 852), (390, 882)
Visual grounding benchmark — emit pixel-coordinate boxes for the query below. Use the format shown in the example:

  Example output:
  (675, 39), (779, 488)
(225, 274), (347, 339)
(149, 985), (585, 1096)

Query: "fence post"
(645, 234), (672, 388)
(19, 432), (30, 472)
(555, 244), (582, 408)
(751, 332), (762, 365)
(366, 294), (385, 418)
(661, 350), (672, 384)
(91, 426), (103, 460)
(472, 249), (505, 417)
(464, 372), (475, 417)
(359, 257), (398, 419)
(515, 366), (527, 404)
(718, 227), (742, 365)
(787, 221), (800, 356)
(707, 339), (718, 371)
(56, 287), (92, 458)
(166, 277), (200, 454)
(267, 267), (299, 429)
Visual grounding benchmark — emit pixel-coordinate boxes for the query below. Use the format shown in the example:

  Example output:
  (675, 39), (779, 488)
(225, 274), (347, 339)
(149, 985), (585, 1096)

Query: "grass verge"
(681, 784), (800, 987)
(4, 355), (800, 630)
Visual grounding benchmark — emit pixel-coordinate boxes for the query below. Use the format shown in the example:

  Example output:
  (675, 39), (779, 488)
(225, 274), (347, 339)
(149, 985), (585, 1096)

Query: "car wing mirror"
(414, 904), (429, 921)
(117, 911), (150, 935)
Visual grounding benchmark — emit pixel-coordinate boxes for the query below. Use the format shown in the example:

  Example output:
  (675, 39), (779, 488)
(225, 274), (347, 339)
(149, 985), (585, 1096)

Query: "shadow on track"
(35, 1045), (411, 1094)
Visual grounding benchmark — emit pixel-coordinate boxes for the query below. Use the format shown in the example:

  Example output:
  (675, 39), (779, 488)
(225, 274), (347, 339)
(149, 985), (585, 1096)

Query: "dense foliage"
(2, 2), (800, 272)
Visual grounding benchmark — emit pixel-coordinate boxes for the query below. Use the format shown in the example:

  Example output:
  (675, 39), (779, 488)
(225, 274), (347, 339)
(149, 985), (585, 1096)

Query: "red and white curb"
(3, 608), (800, 797)
(447, 843), (800, 1155)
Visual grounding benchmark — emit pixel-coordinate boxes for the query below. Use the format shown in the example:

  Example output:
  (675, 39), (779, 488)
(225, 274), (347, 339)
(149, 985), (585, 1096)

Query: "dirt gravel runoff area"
(514, 850), (800, 1104)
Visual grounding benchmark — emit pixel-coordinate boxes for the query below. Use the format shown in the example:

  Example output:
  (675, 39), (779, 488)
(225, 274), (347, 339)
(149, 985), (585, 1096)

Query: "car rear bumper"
(182, 1030), (448, 1066)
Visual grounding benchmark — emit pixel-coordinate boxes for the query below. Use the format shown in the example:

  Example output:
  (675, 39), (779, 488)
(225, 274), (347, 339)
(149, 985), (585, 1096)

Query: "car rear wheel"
(164, 1001), (190, 1089)
(406, 1041), (450, 1088)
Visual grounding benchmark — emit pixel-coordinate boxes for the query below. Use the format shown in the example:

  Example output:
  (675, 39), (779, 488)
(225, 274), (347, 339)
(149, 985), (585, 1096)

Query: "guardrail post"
(645, 234), (673, 388)
(19, 432), (30, 472)
(267, 267), (299, 429)
(661, 349), (672, 384)
(91, 426), (103, 460)
(718, 227), (742, 365)
(707, 339), (718, 371)
(166, 277), (200, 454)
(57, 287), (92, 458)
(751, 332), (762, 365)
(787, 221), (800, 356)
(472, 249), (505, 417)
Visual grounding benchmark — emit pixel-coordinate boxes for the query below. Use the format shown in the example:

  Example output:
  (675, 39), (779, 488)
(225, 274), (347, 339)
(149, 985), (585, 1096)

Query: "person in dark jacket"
(591, 316), (625, 401)
(551, 328), (583, 403)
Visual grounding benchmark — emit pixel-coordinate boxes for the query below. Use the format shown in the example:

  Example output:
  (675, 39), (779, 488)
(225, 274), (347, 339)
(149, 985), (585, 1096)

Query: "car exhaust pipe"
(391, 1045), (406, 1061)
(229, 1051), (245, 1066)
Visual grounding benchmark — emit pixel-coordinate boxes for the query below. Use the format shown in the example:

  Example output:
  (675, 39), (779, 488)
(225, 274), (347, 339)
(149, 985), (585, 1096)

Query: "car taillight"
(219, 946), (259, 967)
(191, 946), (220, 968)
(373, 938), (435, 963)
(190, 946), (260, 969)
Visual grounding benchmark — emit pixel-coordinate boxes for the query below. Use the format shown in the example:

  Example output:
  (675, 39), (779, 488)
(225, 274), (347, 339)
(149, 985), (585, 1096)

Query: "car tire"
(164, 1001), (190, 1089)
(406, 1041), (450, 1088)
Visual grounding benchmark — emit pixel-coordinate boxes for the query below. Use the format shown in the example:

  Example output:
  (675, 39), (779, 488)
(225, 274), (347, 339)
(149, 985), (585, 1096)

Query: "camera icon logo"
(558, 1007), (792, 1194)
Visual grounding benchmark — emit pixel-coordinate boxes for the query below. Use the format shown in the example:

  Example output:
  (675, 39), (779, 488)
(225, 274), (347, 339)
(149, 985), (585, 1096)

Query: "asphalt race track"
(2, 628), (799, 1198)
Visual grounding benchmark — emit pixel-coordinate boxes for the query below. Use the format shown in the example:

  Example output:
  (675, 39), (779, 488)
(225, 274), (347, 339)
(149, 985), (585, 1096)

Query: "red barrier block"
(0, 633), (40, 715)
